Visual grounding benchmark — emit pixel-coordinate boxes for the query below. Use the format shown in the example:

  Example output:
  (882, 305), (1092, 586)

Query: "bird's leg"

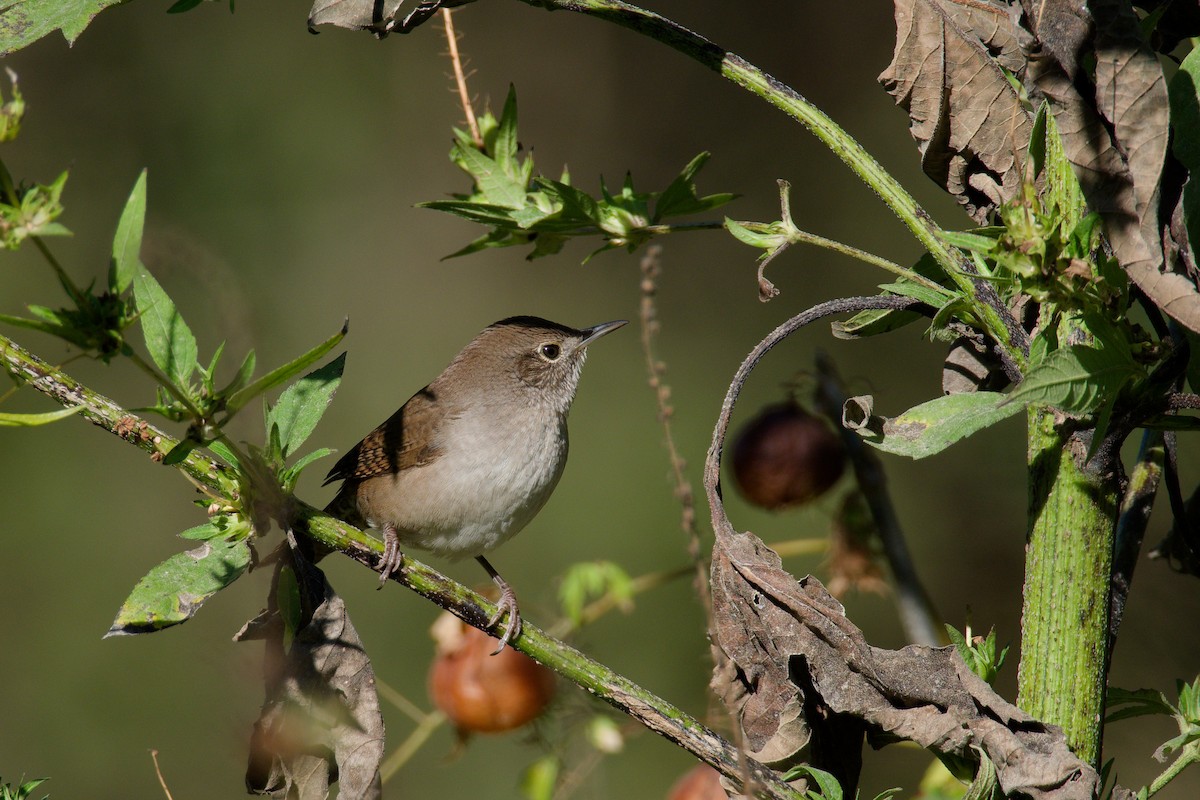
(376, 523), (404, 587)
(476, 555), (522, 654)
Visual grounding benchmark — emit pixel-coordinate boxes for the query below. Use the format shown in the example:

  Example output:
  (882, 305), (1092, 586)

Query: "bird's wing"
(323, 386), (451, 484)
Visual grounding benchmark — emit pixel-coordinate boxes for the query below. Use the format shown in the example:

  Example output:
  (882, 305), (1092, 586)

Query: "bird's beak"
(579, 319), (628, 347)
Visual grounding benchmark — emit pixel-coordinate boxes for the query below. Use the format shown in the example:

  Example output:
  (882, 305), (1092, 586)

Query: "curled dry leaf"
(880, 0), (1033, 221)
(240, 538), (384, 800)
(708, 519), (1102, 799)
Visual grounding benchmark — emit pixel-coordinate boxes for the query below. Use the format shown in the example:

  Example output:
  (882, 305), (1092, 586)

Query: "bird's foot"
(376, 525), (404, 588)
(486, 583), (523, 656)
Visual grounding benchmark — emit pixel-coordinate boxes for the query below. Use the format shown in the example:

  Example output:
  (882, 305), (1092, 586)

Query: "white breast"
(361, 403), (569, 559)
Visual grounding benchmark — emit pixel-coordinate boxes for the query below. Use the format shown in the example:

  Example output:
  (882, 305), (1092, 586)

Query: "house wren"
(324, 316), (626, 651)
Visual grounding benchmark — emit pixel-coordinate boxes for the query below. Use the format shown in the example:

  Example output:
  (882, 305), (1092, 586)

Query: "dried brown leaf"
(242, 538), (384, 800)
(1023, 1), (1200, 330)
(709, 519), (1101, 800)
(880, 0), (1033, 221)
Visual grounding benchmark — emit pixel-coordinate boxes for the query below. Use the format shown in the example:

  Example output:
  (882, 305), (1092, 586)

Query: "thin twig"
(149, 750), (176, 800)
(638, 245), (712, 624)
(441, 8), (482, 149)
(1108, 429), (1165, 661)
(813, 353), (942, 646)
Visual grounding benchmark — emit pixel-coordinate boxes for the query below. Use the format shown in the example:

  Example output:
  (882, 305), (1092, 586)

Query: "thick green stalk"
(1018, 408), (1120, 768)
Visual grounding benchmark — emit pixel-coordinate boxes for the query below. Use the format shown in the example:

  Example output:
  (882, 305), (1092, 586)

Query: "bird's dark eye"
(539, 343), (561, 360)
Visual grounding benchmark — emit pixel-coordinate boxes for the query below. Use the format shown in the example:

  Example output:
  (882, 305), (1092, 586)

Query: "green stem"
(0, 332), (803, 800)
(1147, 744), (1200, 797)
(520, 0), (1028, 370)
(1017, 408), (1120, 768)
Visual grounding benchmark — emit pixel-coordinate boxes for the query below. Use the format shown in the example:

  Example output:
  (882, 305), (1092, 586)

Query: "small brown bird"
(324, 316), (626, 651)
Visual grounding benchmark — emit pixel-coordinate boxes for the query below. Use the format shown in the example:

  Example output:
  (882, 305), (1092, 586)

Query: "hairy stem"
(1018, 409), (1119, 768)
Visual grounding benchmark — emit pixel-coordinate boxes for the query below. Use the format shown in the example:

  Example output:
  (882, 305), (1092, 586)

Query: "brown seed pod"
(428, 612), (556, 734)
(731, 400), (846, 509)
(667, 764), (726, 800)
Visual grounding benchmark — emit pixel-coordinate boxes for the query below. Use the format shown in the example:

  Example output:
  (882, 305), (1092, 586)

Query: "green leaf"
(558, 561), (634, 625)
(780, 764), (842, 799)
(939, 229), (1000, 254)
(207, 438), (241, 468)
(654, 152), (735, 221)
(133, 266), (198, 390)
(177, 522), (226, 541)
(161, 437), (198, 466)
(105, 537), (251, 636)
(963, 748), (1000, 800)
(492, 85), (520, 179)
(724, 218), (787, 251)
(876, 280), (955, 308)
(849, 392), (1024, 459)
(280, 447), (336, 489)
(0, 0), (125, 56)
(109, 169), (147, 294)
(266, 353), (346, 460)
(226, 321), (347, 416)
(222, 348), (256, 397)
(1005, 343), (1139, 415)
(167, 0), (205, 12)
(454, 144), (527, 208)
(1106, 687), (1174, 724)
(0, 406), (82, 426)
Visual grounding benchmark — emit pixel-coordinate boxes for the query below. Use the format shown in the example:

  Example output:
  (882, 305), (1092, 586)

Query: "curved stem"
(518, 0), (1027, 368)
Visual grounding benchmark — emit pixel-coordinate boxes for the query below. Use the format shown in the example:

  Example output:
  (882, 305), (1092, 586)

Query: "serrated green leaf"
(0, 0), (125, 56)
(492, 85), (519, 179)
(654, 152), (735, 221)
(854, 392), (1024, 459)
(267, 353), (346, 460)
(417, 200), (523, 226)
(0, 406), (83, 426)
(133, 266), (198, 390)
(1005, 344), (1139, 415)
(226, 321), (346, 416)
(455, 144), (527, 208)
(109, 169), (146, 293)
(105, 537), (251, 636)
(538, 178), (602, 225)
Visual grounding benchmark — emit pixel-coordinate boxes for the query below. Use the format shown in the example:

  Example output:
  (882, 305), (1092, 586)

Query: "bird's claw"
(376, 527), (404, 588)
(487, 586), (522, 655)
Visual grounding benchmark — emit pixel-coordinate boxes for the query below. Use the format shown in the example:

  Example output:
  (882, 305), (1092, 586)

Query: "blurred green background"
(1, 1), (1197, 797)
